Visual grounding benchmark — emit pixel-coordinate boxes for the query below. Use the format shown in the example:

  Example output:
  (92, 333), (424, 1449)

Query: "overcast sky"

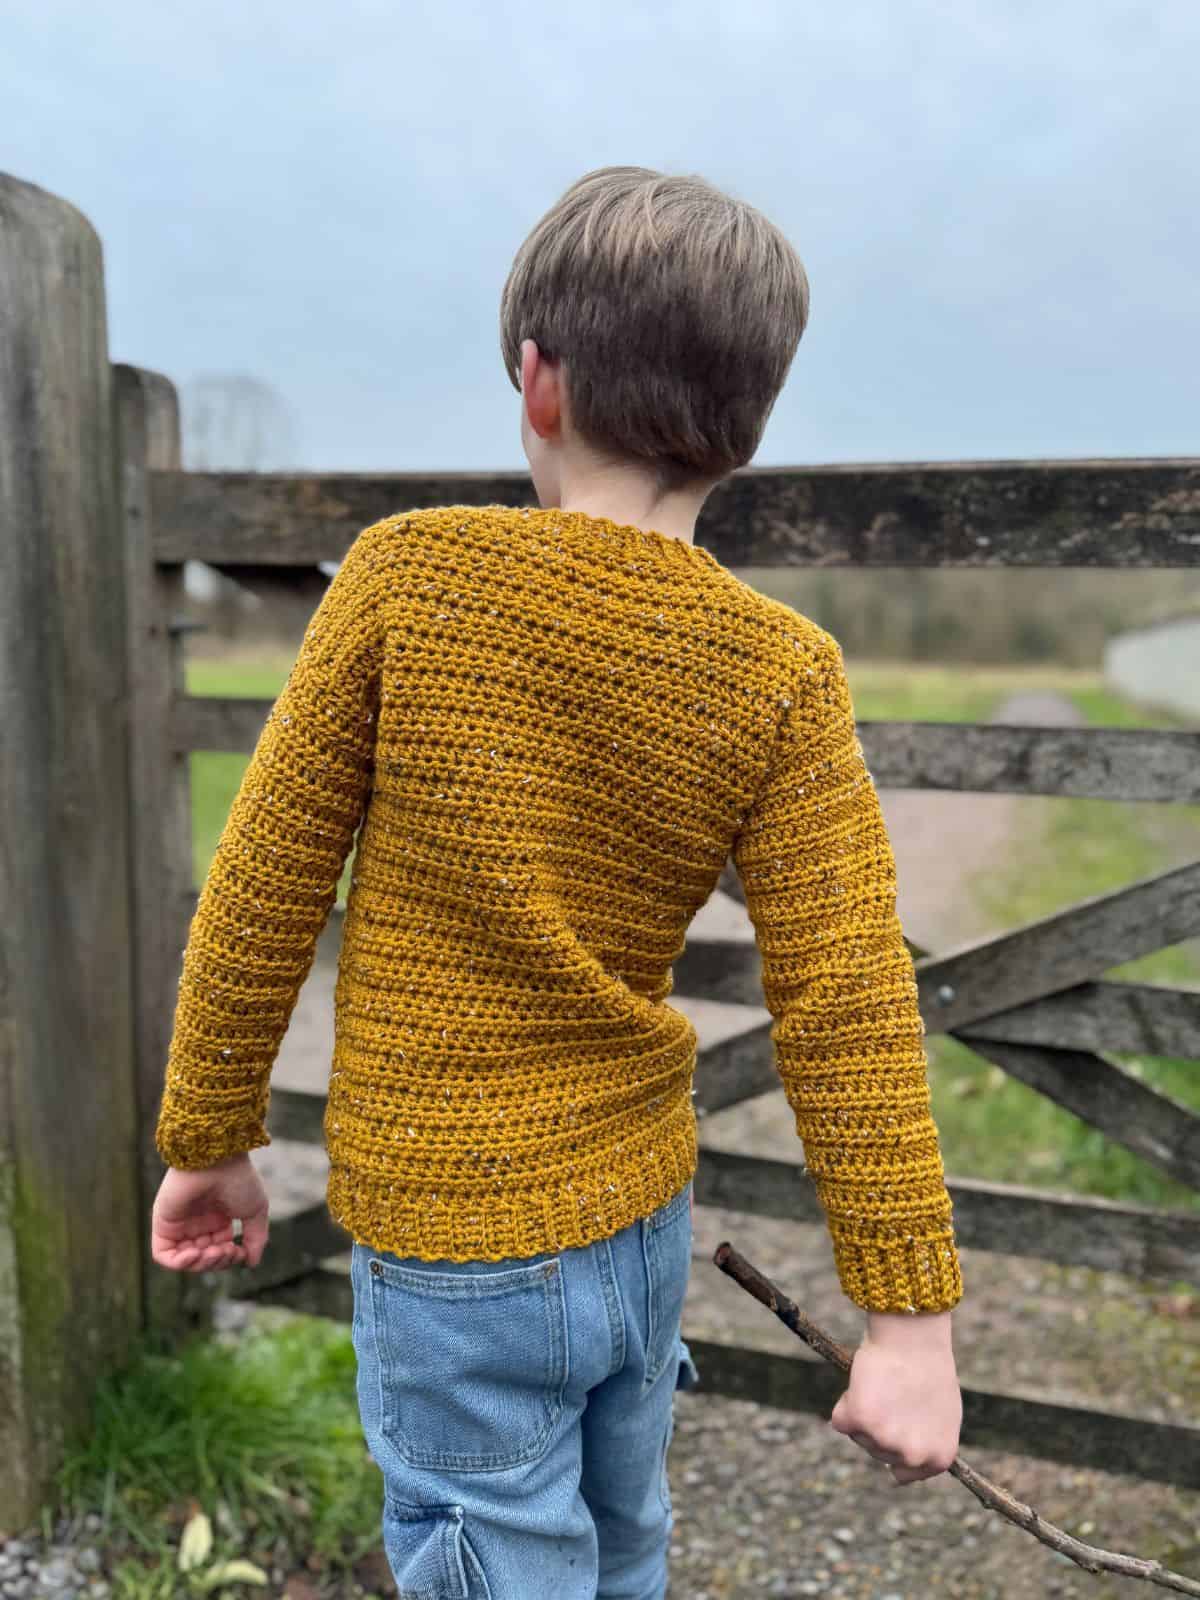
(4, 0), (1197, 472)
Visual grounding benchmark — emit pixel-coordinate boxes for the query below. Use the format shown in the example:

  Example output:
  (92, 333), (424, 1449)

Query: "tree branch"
(712, 1241), (1200, 1596)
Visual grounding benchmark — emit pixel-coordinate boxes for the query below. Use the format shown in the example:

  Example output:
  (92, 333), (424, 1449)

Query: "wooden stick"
(712, 1241), (1200, 1596)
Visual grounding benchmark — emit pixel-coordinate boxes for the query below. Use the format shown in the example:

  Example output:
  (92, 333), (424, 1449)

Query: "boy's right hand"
(829, 1309), (961, 1485)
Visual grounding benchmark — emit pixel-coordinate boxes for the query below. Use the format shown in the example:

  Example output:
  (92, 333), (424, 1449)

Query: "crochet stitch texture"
(156, 503), (962, 1313)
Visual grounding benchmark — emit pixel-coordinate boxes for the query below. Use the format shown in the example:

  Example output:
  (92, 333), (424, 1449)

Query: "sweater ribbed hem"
(325, 1095), (700, 1262)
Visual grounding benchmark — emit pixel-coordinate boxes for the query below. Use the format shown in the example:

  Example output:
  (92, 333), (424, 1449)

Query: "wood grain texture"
(148, 458), (1200, 568)
(115, 364), (219, 1346)
(0, 174), (141, 1528)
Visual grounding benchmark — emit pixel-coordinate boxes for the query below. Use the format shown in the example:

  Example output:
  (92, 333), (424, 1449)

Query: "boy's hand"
(151, 1153), (270, 1272)
(829, 1310), (961, 1485)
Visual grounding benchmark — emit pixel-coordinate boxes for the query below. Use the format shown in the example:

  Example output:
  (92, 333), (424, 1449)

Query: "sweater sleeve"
(731, 629), (963, 1313)
(154, 521), (389, 1171)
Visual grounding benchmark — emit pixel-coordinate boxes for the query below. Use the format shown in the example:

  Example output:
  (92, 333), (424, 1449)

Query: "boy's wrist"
(864, 1307), (954, 1349)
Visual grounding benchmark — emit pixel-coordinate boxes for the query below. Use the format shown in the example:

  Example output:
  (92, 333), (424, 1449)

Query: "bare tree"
(178, 375), (322, 642)
(181, 373), (297, 472)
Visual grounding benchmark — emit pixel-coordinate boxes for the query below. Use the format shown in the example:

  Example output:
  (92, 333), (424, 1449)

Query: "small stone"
(36, 1556), (76, 1588)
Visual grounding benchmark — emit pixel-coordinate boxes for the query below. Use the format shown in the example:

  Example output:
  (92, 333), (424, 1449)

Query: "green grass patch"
(50, 1315), (384, 1597)
(925, 1040), (1200, 1213)
(186, 653), (354, 901)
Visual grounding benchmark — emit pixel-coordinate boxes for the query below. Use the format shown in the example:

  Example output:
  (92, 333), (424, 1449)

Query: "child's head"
(501, 165), (809, 517)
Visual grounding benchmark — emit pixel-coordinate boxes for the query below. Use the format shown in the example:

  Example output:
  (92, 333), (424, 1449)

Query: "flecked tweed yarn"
(155, 503), (962, 1313)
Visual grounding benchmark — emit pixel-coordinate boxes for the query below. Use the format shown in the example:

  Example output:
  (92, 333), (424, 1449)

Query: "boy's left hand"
(151, 1152), (270, 1272)
(829, 1312), (961, 1486)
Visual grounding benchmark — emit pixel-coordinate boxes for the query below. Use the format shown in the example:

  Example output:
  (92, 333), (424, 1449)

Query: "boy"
(151, 165), (962, 1599)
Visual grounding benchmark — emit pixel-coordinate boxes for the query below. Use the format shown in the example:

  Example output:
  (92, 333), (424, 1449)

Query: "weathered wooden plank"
(911, 926), (1198, 1187)
(684, 1340), (1200, 1489)
(249, 1260), (1200, 1486)
(673, 937), (762, 1008)
(958, 1037), (1200, 1191)
(0, 174), (142, 1529)
(731, 982), (1200, 1188)
(678, 939), (1200, 1064)
(148, 459), (1200, 569)
(915, 860), (1200, 1033)
(694, 1148), (1200, 1283)
(267, 1087), (329, 1146)
(693, 1027), (779, 1115)
(957, 979), (1200, 1061)
(252, 1260), (355, 1323)
(226, 1203), (351, 1300)
(859, 721), (1200, 803)
(172, 692), (275, 754)
(116, 365), (215, 1348)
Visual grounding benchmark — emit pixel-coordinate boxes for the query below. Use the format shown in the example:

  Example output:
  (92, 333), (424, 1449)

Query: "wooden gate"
(3, 171), (1198, 1525)
(154, 457), (1200, 1489)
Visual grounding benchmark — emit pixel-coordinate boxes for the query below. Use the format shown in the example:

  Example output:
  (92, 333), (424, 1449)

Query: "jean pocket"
(368, 1253), (568, 1471)
(382, 1496), (492, 1599)
(641, 1182), (693, 1389)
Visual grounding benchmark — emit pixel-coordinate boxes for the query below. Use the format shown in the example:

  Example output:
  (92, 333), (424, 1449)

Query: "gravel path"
(8, 690), (1198, 1599)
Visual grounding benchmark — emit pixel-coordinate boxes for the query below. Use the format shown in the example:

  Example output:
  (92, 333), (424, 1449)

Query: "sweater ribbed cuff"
(155, 1102), (272, 1172)
(830, 1230), (963, 1314)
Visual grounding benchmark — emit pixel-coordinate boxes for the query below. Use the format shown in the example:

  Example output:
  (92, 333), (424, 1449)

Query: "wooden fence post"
(115, 364), (221, 1347)
(0, 174), (143, 1527)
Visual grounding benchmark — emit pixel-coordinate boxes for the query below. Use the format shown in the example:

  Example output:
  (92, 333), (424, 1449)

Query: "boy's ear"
(519, 336), (545, 395)
(522, 341), (563, 443)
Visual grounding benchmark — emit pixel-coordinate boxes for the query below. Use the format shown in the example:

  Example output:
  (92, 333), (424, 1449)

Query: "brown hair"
(500, 166), (810, 497)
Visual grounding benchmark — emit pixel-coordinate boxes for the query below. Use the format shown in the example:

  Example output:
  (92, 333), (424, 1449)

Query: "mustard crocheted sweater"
(155, 503), (962, 1314)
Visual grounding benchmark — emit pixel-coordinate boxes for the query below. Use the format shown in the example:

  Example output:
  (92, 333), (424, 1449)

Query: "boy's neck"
(551, 474), (716, 549)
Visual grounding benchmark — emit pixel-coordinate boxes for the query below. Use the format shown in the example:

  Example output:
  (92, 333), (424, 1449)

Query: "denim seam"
(596, 1231), (627, 1376)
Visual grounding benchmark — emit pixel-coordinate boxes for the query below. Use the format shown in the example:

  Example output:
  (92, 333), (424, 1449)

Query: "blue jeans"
(349, 1179), (701, 1599)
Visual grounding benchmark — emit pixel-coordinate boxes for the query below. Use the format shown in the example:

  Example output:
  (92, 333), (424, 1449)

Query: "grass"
(45, 652), (1187, 1592)
(48, 1314), (386, 1598)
